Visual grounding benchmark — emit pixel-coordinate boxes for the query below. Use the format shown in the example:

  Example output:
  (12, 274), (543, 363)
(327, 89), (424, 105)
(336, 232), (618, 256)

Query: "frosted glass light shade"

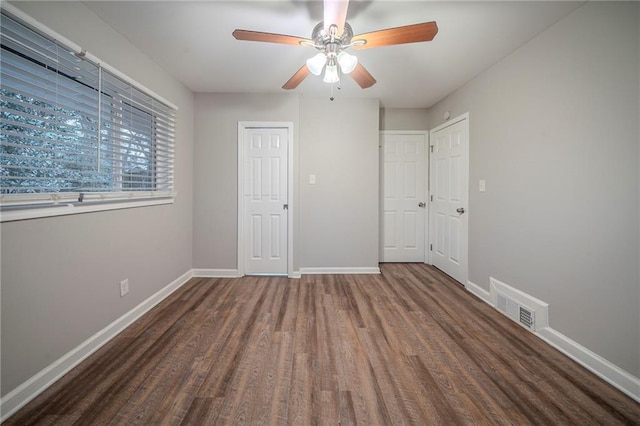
(337, 51), (358, 74)
(323, 63), (340, 83)
(306, 53), (326, 76)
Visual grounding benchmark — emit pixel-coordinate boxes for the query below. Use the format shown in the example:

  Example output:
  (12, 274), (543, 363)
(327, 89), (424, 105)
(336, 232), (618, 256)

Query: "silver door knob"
(456, 207), (465, 214)
(418, 202), (426, 208)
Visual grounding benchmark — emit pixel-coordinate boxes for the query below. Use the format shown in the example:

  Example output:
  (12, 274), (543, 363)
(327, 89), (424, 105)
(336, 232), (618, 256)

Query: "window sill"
(0, 196), (174, 222)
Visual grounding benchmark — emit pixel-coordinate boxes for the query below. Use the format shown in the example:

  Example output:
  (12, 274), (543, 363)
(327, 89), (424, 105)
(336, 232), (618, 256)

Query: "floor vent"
(495, 292), (536, 330)
(490, 277), (548, 332)
(519, 305), (535, 330)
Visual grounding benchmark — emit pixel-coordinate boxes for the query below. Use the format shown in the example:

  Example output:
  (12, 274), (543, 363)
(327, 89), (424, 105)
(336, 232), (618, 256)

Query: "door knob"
(418, 202), (426, 208)
(456, 207), (465, 214)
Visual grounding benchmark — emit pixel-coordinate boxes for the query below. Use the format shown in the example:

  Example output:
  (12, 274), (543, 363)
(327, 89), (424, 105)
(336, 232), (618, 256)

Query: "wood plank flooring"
(5, 263), (640, 425)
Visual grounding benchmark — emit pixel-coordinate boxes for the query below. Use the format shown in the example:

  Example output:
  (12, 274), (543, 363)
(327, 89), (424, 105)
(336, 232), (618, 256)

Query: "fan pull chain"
(330, 69), (342, 101)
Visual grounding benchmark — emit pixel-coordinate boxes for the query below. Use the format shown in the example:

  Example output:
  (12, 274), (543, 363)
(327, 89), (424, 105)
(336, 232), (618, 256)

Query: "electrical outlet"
(120, 279), (129, 297)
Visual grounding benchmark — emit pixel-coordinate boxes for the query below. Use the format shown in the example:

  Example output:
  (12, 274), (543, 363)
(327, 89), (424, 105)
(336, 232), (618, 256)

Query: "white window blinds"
(0, 7), (176, 206)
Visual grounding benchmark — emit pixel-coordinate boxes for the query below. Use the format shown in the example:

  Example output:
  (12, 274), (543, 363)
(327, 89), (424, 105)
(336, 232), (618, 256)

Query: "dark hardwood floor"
(5, 263), (640, 425)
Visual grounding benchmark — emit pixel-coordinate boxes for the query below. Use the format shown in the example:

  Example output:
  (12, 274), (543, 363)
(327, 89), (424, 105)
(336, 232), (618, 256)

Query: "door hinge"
(430, 195), (433, 202)
(430, 145), (434, 153)
(430, 244), (433, 251)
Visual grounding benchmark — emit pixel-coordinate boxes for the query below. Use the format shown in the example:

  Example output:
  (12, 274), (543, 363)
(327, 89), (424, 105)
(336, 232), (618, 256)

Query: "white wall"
(1, 2), (195, 395)
(193, 93), (300, 270)
(299, 96), (380, 269)
(192, 94), (380, 272)
(427, 2), (640, 376)
(380, 108), (428, 131)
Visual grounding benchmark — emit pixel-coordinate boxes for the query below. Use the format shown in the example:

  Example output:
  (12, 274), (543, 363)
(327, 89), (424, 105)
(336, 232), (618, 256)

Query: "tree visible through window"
(0, 8), (175, 203)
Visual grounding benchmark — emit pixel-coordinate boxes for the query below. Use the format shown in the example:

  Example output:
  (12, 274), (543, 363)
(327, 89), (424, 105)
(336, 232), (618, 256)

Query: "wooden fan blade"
(350, 62), (376, 89)
(232, 29), (312, 46)
(352, 21), (438, 50)
(282, 65), (310, 90)
(323, 0), (349, 37)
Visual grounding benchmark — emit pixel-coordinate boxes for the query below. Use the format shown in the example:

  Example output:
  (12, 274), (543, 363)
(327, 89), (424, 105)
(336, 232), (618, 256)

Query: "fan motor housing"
(311, 21), (354, 48)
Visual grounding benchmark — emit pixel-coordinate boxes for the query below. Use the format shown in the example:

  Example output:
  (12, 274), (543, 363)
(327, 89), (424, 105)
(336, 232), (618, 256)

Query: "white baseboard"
(536, 327), (640, 403)
(299, 267), (381, 275)
(0, 269), (194, 422)
(465, 278), (639, 403)
(465, 280), (491, 304)
(192, 268), (240, 278)
(192, 269), (302, 279)
(288, 271), (302, 279)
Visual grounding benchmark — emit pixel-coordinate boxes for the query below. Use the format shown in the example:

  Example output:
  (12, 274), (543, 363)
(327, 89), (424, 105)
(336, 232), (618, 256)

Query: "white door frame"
(428, 112), (469, 284)
(237, 121), (294, 277)
(379, 130), (430, 263)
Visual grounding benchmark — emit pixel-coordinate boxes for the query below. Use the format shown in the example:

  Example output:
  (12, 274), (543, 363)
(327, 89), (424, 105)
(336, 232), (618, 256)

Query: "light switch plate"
(309, 174), (316, 184)
(479, 179), (486, 192)
(120, 279), (129, 297)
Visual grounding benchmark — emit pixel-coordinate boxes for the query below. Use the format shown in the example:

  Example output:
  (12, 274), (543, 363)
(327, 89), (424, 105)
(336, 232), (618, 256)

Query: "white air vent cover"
(490, 277), (548, 332)
(495, 291), (536, 330)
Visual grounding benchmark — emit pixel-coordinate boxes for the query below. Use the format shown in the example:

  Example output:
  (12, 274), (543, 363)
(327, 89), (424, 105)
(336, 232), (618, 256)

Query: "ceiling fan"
(232, 0), (438, 90)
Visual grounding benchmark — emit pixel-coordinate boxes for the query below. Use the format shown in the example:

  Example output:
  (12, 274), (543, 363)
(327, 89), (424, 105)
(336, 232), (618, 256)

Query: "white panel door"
(429, 116), (469, 284)
(381, 132), (427, 262)
(243, 127), (288, 275)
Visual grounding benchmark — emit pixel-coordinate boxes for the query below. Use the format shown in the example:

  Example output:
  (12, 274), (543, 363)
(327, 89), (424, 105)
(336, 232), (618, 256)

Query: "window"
(0, 7), (176, 220)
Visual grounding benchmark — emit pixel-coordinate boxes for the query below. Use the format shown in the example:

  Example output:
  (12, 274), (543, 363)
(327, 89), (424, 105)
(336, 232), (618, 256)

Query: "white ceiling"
(84, 1), (583, 108)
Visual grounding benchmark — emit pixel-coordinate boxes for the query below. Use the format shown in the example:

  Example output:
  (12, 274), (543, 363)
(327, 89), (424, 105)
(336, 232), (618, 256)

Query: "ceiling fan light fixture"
(337, 51), (357, 74)
(306, 52), (327, 76)
(323, 61), (340, 84)
(233, 0), (438, 92)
